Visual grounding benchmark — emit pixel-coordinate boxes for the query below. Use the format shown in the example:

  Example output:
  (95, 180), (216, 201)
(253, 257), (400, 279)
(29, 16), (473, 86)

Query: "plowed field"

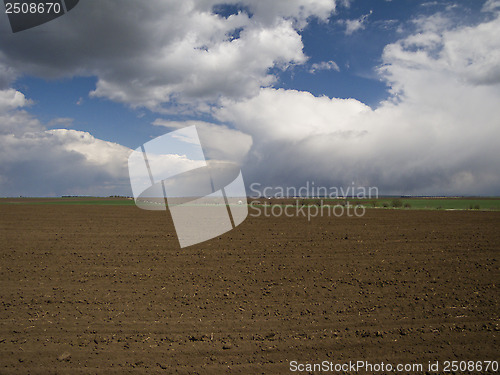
(1, 203), (498, 373)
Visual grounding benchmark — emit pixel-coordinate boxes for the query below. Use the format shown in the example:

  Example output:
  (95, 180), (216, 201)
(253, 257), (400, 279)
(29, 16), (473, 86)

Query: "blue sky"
(12, 76), (161, 148)
(1, 0), (500, 196)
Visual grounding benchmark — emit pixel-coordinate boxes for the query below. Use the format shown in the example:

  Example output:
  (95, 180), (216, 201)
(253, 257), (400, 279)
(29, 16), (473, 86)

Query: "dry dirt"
(0, 203), (499, 374)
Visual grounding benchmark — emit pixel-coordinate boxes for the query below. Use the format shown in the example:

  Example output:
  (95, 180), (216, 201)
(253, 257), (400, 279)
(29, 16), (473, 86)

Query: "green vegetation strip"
(1, 197), (500, 210)
(295, 198), (500, 210)
(372, 198), (500, 210)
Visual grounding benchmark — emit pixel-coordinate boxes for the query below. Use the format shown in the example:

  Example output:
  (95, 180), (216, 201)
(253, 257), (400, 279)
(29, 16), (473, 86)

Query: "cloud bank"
(0, 89), (131, 196)
(0, 0), (335, 111)
(213, 11), (500, 195)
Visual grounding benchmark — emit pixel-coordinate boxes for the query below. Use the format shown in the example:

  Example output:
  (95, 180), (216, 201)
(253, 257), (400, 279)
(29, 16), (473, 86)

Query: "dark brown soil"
(0, 204), (498, 373)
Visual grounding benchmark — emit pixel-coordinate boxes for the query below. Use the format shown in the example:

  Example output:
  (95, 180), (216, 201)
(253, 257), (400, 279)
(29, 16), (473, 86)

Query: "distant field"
(0, 197), (136, 206)
(265, 197), (500, 211)
(1, 196), (500, 210)
(368, 197), (500, 210)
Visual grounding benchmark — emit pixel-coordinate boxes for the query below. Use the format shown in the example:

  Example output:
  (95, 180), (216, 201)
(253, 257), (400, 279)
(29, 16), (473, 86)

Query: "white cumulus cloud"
(309, 60), (341, 74)
(0, 89), (132, 196)
(213, 13), (500, 195)
(0, 0), (336, 111)
(340, 10), (372, 35)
